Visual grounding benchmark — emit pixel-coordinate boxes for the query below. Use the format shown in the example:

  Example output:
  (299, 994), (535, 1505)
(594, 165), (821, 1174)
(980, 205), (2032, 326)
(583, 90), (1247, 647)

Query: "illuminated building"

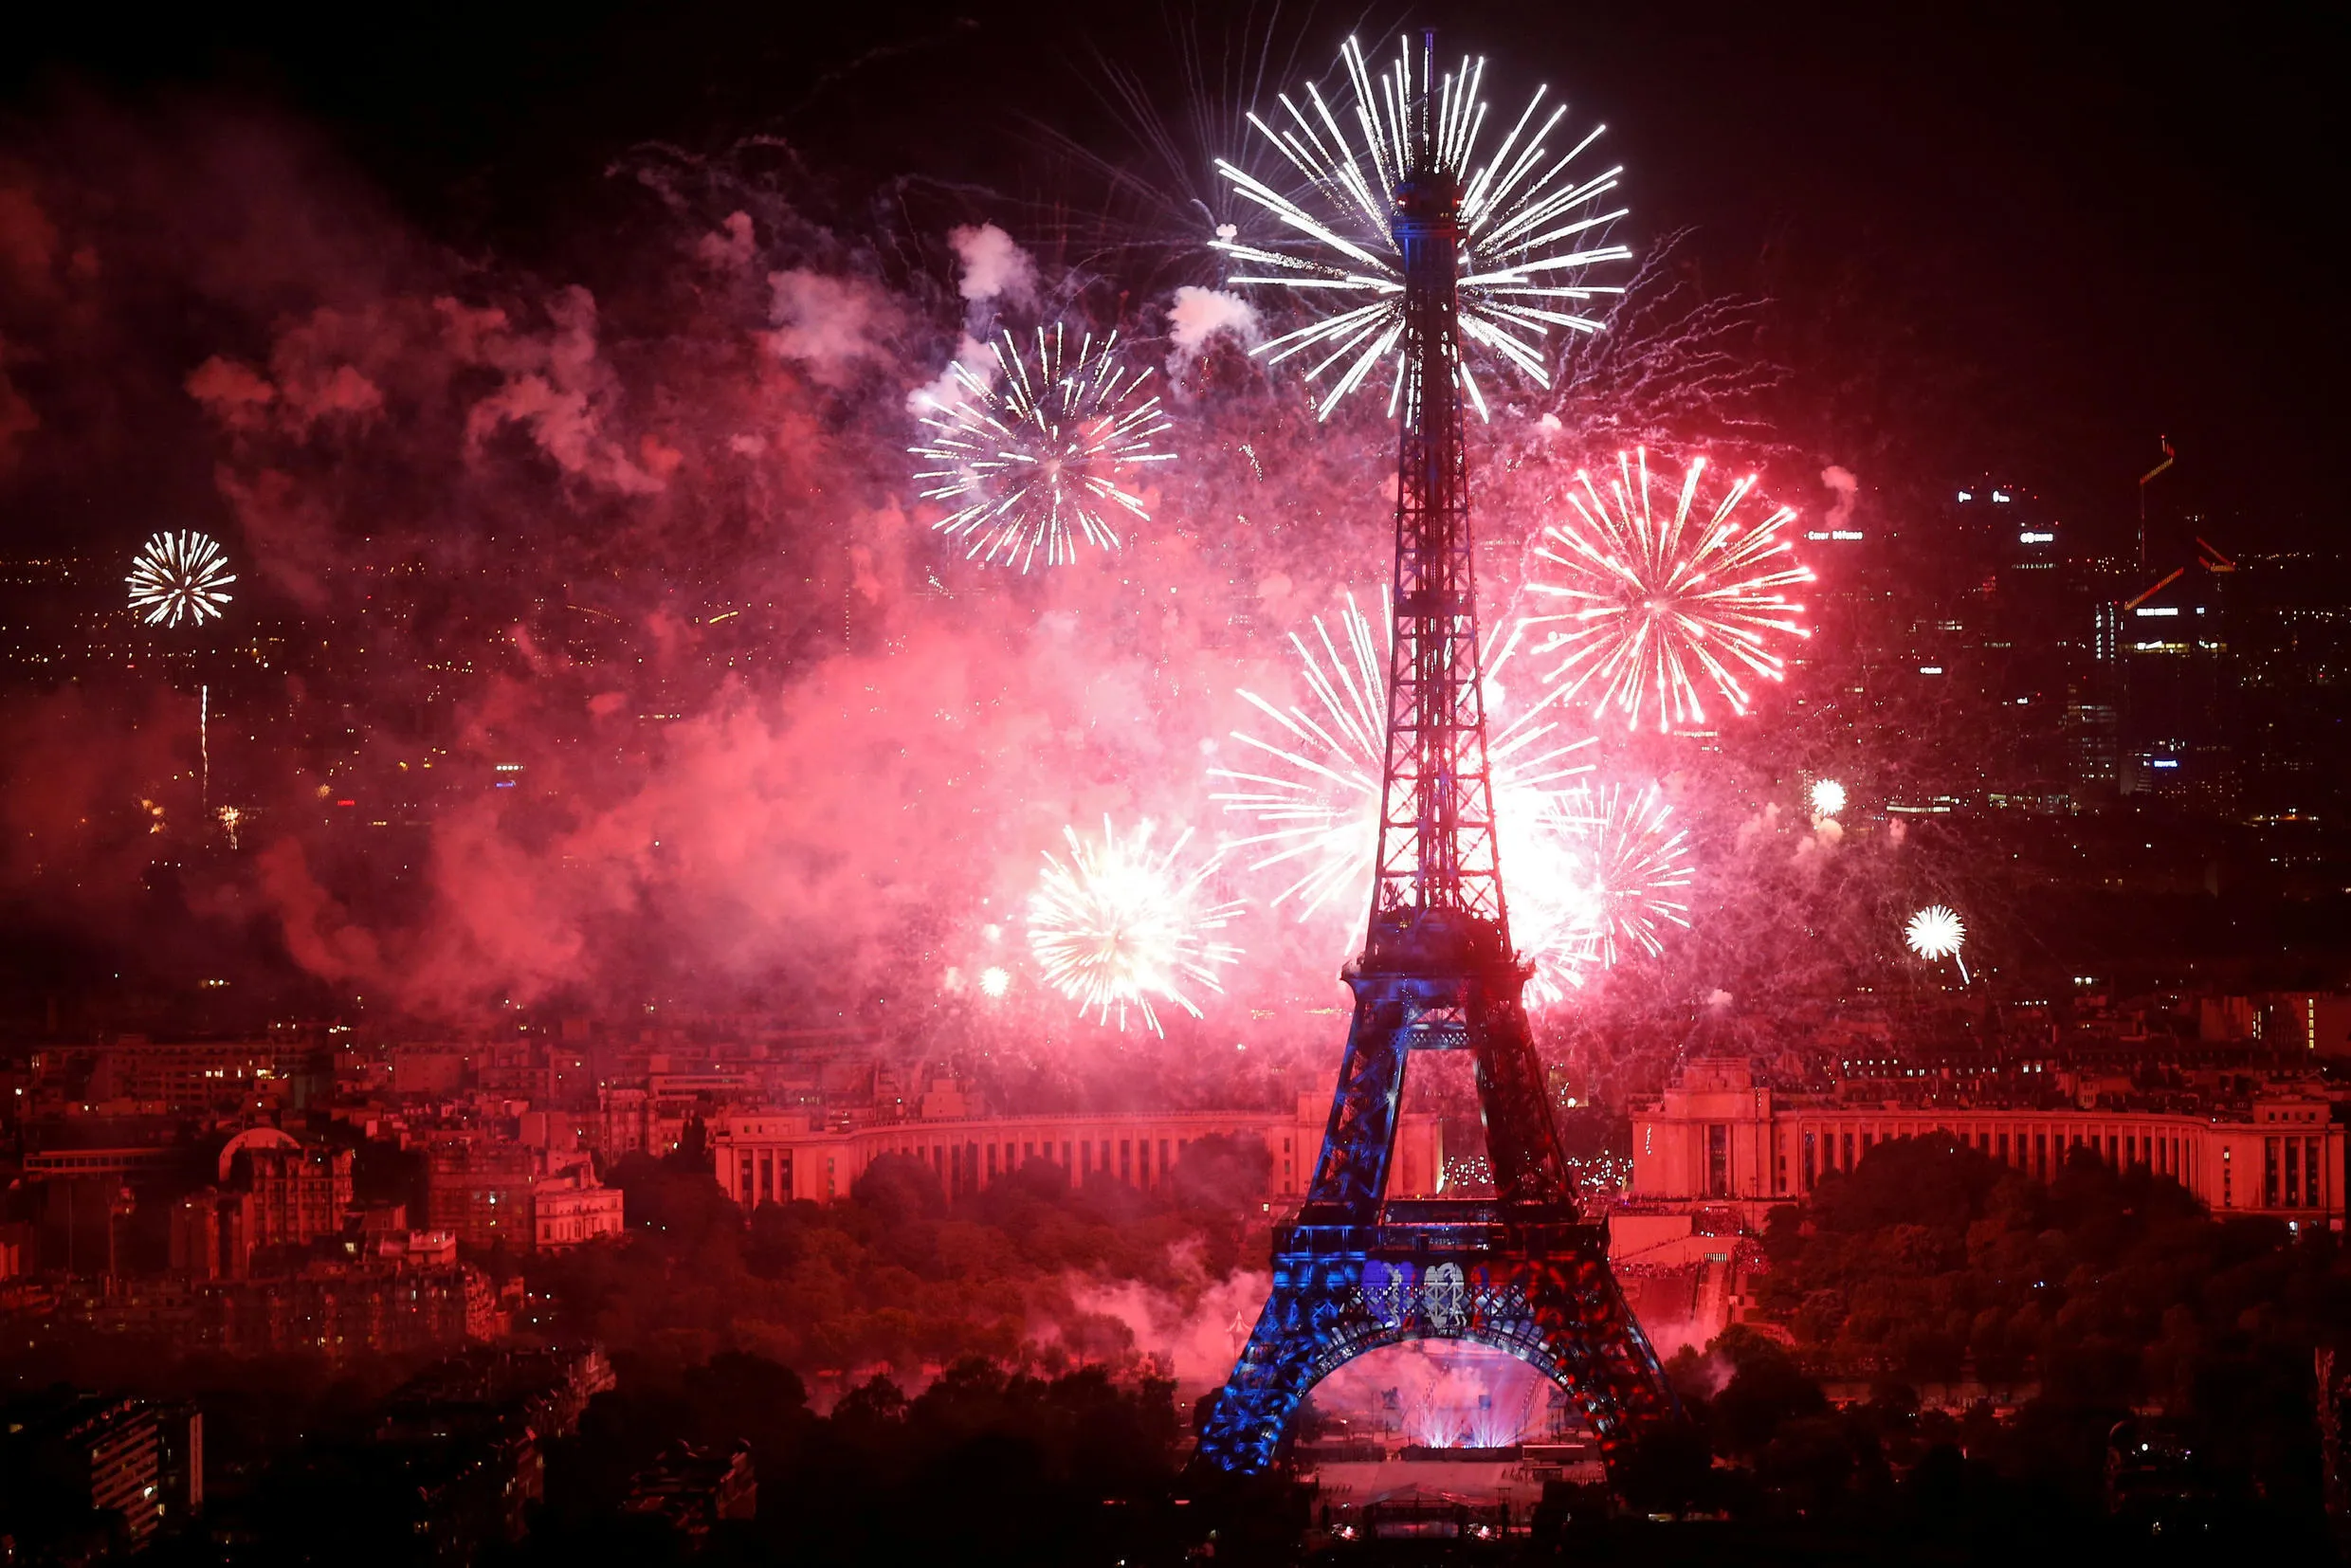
(22, 1143), (183, 1183)
(2063, 699), (2120, 801)
(86, 1037), (304, 1112)
(0, 1394), (164, 1548)
(2274, 993), (2351, 1055)
(388, 1344), (615, 1440)
(715, 1097), (1443, 1207)
(2116, 548), (2238, 809)
(425, 1140), (538, 1250)
(210, 1252), (504, 1355)
(1942, 482), (2127, 807)
(2230, 552), (2351, 830)
(625, 1441), (756, 1538)
(1631, 1059), (2342, 1224)
(425, 1139), (622, 1251)
(169, 1188), (254, 1282)
(594, 1064), (761, 1160)
(221, 1127), (354, 1249)
(530, 1163), (625, 1249)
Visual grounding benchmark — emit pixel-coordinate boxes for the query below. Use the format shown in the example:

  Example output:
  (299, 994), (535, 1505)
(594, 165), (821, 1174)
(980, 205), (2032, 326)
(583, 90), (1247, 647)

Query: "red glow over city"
(0, 5), (2339, 1561)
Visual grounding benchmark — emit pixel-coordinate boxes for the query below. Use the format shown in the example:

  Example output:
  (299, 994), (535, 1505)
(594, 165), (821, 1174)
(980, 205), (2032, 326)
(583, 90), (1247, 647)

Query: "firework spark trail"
(910, 324), (1175, 570)
(1533, 229), (1790, 463)
(1028, 817), (1244, 1035)
(1521, 448), (1812, 732)
(126, 530), (236, 627)
(1212, 34), (1631, 420)
(1041, 21), (1326, 288)
(1208, 591), (1594, 925)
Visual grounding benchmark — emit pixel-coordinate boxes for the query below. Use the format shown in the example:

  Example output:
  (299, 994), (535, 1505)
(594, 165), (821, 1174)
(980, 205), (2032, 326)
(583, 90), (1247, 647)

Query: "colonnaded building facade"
(1632, 1059), (2344, 1227)
(713, 1092), (1445, 1210)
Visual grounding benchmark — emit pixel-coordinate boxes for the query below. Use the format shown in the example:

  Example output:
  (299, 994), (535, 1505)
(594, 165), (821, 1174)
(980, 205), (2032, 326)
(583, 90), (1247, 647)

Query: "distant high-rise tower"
(1198, 40), (1677, 1481)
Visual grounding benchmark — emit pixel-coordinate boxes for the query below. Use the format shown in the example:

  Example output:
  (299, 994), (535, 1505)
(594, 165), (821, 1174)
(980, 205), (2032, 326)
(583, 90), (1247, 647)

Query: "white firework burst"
(1905, 904), (1966, 962)
(127, 531), (236, 627)
(1028, 817), (1244, 1035)
(1515, 782), (1694, 1003)
(1212, 33), (1631, 419)
(1809, 777), (1848, 818)
(911, 325), (1174, 570)
(1209, 592), (1593, 922)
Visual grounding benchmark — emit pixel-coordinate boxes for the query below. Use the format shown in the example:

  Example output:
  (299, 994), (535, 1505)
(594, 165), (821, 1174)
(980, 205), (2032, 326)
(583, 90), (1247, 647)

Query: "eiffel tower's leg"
(1503, 1245), (1680, 1473)
(1195, 1245), (1365, 1470)
(1302, 986), (1410, 1208)
(1468, 992), (1572, 1206)
(1199, 987), (1400, 1471)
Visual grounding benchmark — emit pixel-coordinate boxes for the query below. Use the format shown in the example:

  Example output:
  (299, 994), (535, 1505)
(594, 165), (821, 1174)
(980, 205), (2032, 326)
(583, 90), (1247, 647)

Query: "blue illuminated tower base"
(1194, 915), (1675, 1477)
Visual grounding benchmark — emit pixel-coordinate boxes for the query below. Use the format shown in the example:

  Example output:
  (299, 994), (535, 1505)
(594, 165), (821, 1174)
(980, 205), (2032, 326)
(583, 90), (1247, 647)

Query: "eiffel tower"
(1196, 54), (1678, 1481)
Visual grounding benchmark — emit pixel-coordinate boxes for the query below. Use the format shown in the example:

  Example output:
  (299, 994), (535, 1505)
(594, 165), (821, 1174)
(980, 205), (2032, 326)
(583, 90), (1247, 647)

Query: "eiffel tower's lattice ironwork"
(1196, 42), (1678, 1482)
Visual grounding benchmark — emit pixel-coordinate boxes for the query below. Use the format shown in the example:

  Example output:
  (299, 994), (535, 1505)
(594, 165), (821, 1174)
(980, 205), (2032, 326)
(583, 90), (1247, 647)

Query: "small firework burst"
(911, 325), (1174, 570)
(1213, 33), (1630, 419)
(978, 965), (1011, 999)
(1810, 777), (1848, 818)
(1905, 904), (1967, 979)
(1522, 448), (1812, 731)
(1904, 903), (1964, 961)
(127, 531), (236, 627)
(1028, 817), (1243, 1035)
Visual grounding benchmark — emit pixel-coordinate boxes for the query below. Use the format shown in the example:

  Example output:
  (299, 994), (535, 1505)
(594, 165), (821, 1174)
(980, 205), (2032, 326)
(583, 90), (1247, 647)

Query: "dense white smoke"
(1162, 285), (1259, 379)
(906, 331), (994, 416)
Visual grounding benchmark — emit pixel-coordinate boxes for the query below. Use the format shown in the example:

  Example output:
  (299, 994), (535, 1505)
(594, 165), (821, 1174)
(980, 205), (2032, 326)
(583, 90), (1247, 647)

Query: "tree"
(1710, 1336), (1830, 1456)
(850, 1153), (946, 1224)
(1169, 1134), (1271, 1213)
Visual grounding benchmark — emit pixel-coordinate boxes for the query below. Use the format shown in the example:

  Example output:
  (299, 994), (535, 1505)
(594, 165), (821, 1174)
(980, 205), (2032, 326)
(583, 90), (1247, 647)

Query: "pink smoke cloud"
(1820, 464), (1859, 530)
(0, 96), (1916, 1083)
(948, 222), (1037, 310)
(697, 210), (757, 274)
(186, 356), (278, 431)
(0, 187), (59, 290)
(906, 331), (993, 417)
(765, 269), (902, 388)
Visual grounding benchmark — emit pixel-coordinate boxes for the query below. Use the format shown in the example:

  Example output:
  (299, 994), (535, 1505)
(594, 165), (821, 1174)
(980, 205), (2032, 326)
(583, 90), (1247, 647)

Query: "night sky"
(8, 0), (2338, 545)
(0, 2), (2339, 1030)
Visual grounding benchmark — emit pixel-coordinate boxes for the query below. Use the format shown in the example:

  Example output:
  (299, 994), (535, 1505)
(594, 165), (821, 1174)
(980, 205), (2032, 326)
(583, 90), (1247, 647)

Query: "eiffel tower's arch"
(1199, 1227), (1677, 1475)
